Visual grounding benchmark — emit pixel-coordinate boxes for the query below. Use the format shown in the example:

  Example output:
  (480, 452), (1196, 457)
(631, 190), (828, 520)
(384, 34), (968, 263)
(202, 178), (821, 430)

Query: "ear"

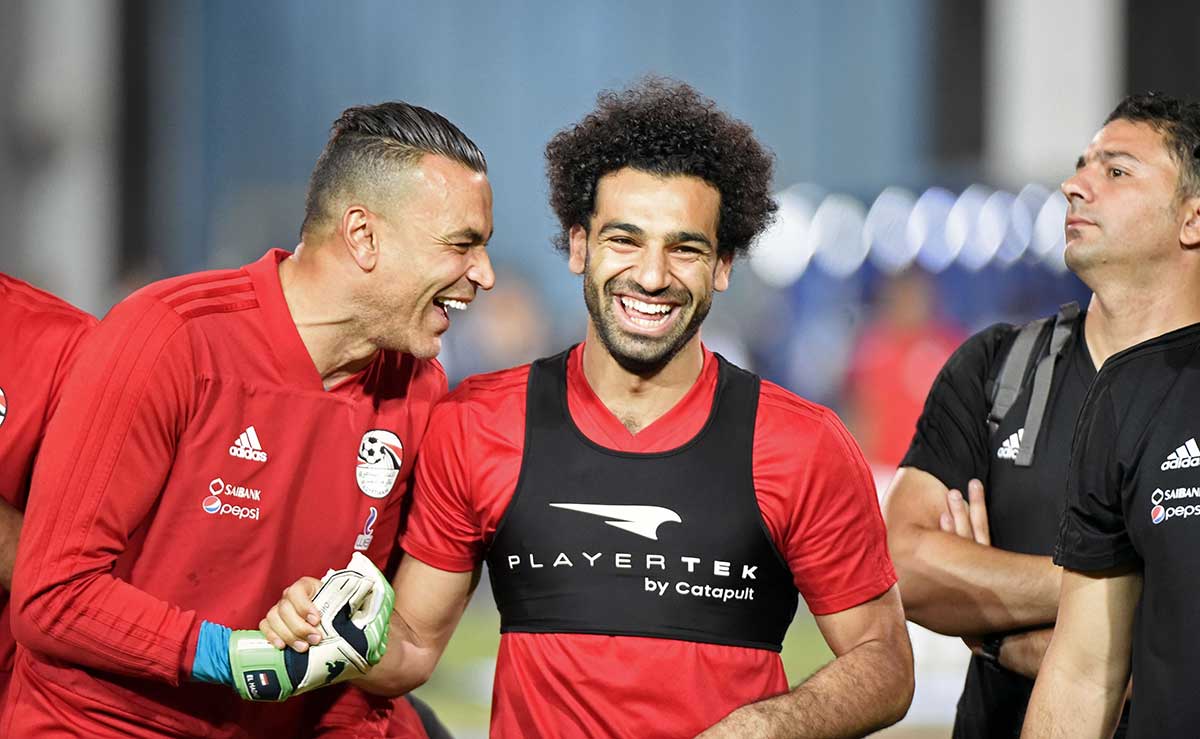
(342, 205), (379, 271)
(713, 251), (733, 292)
(1181, 195), (1200, 248)
(568, 224), (589, 275)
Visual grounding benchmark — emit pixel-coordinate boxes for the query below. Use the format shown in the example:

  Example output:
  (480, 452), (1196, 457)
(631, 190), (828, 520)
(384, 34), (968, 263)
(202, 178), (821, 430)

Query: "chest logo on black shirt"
(356, 429), (403, 499)
(1149, 486), (1200, 525)
(1160, 438), (1200, 470)
(0, 385), (7, 429)
(548, 503), (681, 541)
(996, 428), (1024, 461)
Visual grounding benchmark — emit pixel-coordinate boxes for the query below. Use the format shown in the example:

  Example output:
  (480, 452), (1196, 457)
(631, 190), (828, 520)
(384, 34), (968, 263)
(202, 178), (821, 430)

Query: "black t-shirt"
(902, 314), (1098, 739)
(1057, 322), (1200, 739)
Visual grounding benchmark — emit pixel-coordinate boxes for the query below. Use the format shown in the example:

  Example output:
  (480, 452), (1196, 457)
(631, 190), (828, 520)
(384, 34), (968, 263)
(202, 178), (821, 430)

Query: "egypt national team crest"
(0, 385), (7, 429)
(356, 429), (403, 499)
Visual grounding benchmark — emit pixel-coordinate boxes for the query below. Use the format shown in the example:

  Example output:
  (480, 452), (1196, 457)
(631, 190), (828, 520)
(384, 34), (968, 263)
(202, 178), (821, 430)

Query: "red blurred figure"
(845, 268), (963, 467)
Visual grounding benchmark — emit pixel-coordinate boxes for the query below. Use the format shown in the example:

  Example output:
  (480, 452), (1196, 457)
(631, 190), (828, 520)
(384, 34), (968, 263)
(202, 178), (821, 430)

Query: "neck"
(1084, 267), (1200, 368)
(580, 325), (706, 434)
(278, 242), (380, 389)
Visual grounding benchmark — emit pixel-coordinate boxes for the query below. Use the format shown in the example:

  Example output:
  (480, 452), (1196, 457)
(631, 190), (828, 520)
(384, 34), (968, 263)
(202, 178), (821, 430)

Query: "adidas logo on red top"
(229, 425), (268, 463)
(1161, 438), (1200, 471)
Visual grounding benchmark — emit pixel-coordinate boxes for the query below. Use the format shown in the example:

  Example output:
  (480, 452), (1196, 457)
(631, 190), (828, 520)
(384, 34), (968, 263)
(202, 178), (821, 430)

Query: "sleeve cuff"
(400, 540), (479, 573)
(179, 618), (203, 686)
(1053, 545), (1139, 572)
(802, 570), (897, 616)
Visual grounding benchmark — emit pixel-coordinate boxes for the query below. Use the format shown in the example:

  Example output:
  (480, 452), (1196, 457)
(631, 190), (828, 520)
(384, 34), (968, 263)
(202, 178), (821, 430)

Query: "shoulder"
(427, 363), (532, 425)
(130, 267), (258, 322)
(755, 379), (863, 464)
(756, 378), (839, 433)
(447, 363), (532, 404)
(941, 322), (1022, 376)
(0, 273), (97, 338)
(99, 267), (263, 346)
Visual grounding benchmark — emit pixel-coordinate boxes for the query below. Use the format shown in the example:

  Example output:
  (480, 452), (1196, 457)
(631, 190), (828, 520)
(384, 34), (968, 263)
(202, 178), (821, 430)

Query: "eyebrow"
(597, 221), (714, 249)
(665, 230), (714, 249)
(444, 227), (491, 245)
(1076, 150), (1143, 169)
(597, 221), (645, 238)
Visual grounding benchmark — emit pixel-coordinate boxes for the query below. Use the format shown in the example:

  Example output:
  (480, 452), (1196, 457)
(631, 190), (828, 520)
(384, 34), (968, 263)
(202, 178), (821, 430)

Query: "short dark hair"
(1106, 92), (1200, 199)
(545, 78), (777, 258)
(302, 101), (487, 236)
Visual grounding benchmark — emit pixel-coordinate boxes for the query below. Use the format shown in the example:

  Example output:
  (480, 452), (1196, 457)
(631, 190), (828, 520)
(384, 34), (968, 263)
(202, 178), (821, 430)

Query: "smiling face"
(1061, 119), (1188, 282)
(367, 154), (494, 359)
(568, 168), (731, 375)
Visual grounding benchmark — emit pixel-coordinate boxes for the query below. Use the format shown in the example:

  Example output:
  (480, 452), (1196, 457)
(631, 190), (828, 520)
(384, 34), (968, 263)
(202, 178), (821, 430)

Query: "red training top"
(402, 344), (896, 738)
(3, 251), (446, 738)
(0, 273), (96, 697)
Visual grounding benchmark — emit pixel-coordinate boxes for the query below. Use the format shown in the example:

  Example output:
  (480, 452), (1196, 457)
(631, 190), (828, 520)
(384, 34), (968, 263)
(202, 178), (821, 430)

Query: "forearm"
(0, 499), (22, 590)
(354, 558), (474, 697)
(355, 614), (444, 696)
(699, 639), (913, 738)
(891, 526), (1060, 634)
(1022, 654), (1126, 738)
(11, 563), (200, 684)
(1022, 568), (1139, 738)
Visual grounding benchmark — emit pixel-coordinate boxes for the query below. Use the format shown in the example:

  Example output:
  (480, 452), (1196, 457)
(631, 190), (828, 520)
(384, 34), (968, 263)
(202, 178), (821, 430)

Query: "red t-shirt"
(3, 251), (446, 738)
(0, 273), (96, 696)
(402, 344), (896, 738)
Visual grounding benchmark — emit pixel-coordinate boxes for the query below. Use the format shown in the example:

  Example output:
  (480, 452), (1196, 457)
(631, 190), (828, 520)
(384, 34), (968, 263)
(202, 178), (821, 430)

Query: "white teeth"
(437, 298), (467, 311)
(620, 296), (671, 315)
(629, 315), (665, 328)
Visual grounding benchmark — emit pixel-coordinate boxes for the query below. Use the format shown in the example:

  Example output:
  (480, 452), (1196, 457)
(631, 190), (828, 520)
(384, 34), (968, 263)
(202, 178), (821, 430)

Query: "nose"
(632, 244), (671, 294)
(468, 247), (495, 291)
(1060, 168), (1091, 204)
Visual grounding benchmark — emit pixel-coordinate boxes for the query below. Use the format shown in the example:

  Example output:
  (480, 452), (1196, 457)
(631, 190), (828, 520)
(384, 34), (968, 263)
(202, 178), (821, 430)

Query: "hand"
(261, 577), (325, 652)
(938, 478), (990, 546)
(230, 552), (394, 701)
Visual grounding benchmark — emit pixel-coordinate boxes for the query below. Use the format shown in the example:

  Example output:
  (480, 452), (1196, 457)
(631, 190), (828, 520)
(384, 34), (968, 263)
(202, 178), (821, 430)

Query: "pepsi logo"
(0, 385), (7, 429)
(202, 495), (222, 514)
(1152, 505), (1166, 525)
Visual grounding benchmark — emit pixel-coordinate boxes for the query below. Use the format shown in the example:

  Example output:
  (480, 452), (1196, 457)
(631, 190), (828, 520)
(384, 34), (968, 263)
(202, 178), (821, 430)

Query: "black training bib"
(485, 349), (799, 651)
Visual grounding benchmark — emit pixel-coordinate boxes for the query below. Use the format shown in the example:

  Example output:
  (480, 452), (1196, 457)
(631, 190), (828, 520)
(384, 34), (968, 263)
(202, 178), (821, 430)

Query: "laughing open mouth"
(617, 295), (677, 329)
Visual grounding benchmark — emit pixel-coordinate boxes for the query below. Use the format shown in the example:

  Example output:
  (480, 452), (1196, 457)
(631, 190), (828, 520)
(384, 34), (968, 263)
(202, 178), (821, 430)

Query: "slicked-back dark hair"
(1106, 92), (1200, 199)
(545, 78), (777, 258)
(302, 101), (487, 236)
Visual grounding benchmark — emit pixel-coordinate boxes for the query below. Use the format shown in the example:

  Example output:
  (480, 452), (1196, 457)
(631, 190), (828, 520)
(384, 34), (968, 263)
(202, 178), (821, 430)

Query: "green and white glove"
(230, 552), (395, 701)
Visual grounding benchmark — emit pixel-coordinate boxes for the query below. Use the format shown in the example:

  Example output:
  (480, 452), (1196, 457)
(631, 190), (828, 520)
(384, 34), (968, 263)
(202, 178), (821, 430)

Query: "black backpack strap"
(1013, 302), (1080, 467)
(988, 317), (1051, 434)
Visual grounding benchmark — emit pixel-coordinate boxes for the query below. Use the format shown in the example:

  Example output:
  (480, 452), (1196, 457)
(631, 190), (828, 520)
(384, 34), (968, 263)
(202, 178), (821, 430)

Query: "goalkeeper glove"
(229, 552), (395, 701)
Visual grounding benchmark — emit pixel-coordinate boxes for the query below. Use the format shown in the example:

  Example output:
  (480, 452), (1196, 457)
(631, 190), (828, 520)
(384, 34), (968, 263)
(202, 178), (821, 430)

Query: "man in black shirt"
(885, 91), (1200, 737)
(1023, 96), (1200, 737)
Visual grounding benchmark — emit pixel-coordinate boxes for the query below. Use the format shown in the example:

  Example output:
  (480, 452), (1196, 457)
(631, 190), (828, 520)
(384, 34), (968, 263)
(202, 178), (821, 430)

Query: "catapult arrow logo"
(549, 503), (682, 541)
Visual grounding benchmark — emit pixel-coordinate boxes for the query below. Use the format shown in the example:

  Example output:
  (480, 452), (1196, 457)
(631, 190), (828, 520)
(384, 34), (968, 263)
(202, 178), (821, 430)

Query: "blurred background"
(2, 0), (1197, 736)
